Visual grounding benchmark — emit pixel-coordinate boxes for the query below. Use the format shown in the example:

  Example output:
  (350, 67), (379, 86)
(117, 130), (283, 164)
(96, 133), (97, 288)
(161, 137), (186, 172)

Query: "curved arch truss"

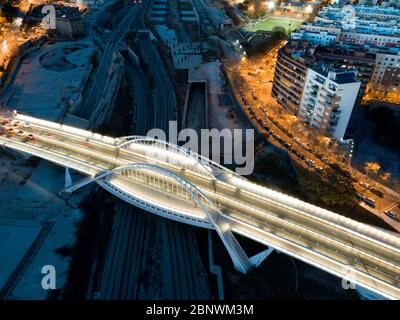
(63, 162), (254, 274)
(115, 136), (238, 179)
(100, 163), (221, 215)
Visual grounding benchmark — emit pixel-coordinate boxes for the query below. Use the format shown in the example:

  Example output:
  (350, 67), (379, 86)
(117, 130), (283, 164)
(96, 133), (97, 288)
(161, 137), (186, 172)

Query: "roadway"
(1, 112), (400, 299)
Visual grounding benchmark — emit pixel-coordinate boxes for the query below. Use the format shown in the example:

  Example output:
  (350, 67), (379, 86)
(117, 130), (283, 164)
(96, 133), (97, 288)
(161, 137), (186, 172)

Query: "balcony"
(306, 103), (315, 111)
(308, 96), (316, 104)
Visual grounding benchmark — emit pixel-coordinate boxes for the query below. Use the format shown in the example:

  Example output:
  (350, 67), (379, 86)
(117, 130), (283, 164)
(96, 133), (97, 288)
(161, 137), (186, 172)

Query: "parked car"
(315, 166), (326, 174)
(370, 188), (384, 198)
(306, 159), (315, 167)
(359, 182), (370, 189)
(384, 211), (400, 222)
(321, 158), (331, 165)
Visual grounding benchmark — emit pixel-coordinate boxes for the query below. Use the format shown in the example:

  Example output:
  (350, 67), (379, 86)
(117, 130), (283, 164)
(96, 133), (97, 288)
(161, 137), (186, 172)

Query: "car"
(359, 182), (370, 189)
(315, 153), (323, 159)
(315, 166), (326, 174)
(321, 158), (331, 165)
(363, 197), (376, 207)
(357, 194), (365, 201)
(356, 194), (375, 206)
(16, 130), (24, 136)
(27, 134), (36, 141)
(306, 159), (315, 167)
(384, 211), (400, 221)
(370, 188), (384, 198)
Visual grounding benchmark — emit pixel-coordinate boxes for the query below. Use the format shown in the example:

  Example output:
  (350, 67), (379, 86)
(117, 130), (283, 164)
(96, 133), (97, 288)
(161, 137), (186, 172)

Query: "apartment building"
(272, 42), (310, 114)
(370, 52), (400, 91)
(299, 67), (360, 139)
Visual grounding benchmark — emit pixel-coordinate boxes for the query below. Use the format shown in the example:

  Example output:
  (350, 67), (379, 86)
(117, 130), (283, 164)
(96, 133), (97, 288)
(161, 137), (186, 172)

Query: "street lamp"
(304, 5), (314, 14)
(267, 1), (275, 11)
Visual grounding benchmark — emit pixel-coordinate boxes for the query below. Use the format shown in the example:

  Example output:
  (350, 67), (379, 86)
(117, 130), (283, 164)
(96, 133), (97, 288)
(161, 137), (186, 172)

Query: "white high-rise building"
(299, 67), (361, 139)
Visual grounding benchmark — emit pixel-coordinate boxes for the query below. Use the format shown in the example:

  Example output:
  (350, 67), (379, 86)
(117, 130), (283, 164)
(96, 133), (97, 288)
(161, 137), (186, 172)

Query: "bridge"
(1, 110), (400, 299)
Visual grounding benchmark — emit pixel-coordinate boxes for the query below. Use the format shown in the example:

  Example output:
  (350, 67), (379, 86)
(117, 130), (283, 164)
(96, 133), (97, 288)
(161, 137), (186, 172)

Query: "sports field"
(247, 17), (304, 34)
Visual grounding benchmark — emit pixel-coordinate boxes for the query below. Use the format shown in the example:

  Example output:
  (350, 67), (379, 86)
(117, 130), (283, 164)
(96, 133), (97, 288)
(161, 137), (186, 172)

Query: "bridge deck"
(0, 112), (399, 299)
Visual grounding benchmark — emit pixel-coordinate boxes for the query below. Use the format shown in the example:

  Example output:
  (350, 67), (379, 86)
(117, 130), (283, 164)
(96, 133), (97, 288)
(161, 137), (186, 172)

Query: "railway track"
(95, 5), (209, 299)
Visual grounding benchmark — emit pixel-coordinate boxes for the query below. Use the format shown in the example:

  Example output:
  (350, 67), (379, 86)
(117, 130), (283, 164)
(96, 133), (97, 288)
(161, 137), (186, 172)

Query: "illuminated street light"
(14, 18), (23, 27)
(304, 4), (313, 14)
(267, 1), (275, 10)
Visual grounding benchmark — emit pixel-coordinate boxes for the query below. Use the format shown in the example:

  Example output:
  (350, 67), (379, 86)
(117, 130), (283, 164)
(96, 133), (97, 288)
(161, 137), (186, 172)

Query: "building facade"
(56, 16), (84, 39)
(299, 67), (360, 139)
(272, 43), (309, 114)
(370, 52), (400, 91)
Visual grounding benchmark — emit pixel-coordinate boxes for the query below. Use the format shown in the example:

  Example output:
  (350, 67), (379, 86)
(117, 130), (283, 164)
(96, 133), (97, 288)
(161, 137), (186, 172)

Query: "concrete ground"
(1, 41), (94, 121)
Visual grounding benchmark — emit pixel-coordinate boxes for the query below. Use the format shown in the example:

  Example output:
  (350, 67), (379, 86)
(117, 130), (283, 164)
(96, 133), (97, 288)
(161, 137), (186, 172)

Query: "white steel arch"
(115, 136), (238, 179)
(64, 162), (254, 273)
(95, 162), (220, 214)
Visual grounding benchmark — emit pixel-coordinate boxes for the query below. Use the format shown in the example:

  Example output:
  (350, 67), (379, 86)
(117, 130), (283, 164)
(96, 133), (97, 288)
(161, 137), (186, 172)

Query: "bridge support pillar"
(60, 168), (73, 198)
(212, 222), (274, 274)
(65, 168), (72, 189)
(249, 247), (274, 268)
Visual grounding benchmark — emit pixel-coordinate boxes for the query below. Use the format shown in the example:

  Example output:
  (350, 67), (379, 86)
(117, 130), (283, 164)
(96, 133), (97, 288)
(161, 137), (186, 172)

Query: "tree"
(1, 2), (18, 22)
(298, 170), (357, 207)
(363, 161), (381, 176)
(272, 26), (286, 36)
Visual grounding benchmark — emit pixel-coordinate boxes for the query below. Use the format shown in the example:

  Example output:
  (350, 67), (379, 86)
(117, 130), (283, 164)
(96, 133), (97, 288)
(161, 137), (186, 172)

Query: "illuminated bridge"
(1, 111), (400, 300)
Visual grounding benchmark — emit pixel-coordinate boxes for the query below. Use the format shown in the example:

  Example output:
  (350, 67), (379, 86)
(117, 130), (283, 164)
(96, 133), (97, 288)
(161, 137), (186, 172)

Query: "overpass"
(1, 110), (400, 299)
